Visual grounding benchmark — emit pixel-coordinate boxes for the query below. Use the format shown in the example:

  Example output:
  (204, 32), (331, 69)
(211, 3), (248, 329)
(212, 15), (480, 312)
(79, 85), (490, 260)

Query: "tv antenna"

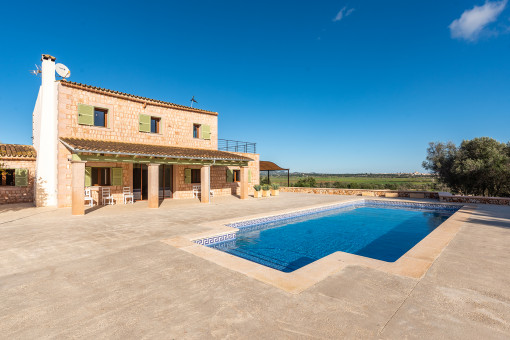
(190, 96), (198, 107)
(55, 63), (71, 78)
(29, 64), (41, 77)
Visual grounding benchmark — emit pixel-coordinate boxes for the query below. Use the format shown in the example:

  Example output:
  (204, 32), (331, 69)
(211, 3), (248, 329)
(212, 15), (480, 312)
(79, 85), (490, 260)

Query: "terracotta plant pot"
(254, 191), (262, 198)
(271, 189), (279, 196)
(262, 190), (270, 197)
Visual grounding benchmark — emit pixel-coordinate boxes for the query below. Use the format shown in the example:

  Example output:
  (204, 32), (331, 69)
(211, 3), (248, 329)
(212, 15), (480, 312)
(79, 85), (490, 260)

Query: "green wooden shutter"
(112, 168), (123, 186)
(201, 125), (211, 140)
(85, 167), (92, 187)
(226, 169), (233, 182)
(139, 114), (151, 132)
(78, 104), (94, 125)
(184, 168), (191, 184)
(248, 169), (252, 183)
(14, 169), (28, 187)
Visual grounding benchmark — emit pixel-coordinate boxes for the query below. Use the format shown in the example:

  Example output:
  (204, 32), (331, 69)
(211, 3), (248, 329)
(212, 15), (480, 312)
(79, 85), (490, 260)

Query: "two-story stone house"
(1, 54), (259, 215)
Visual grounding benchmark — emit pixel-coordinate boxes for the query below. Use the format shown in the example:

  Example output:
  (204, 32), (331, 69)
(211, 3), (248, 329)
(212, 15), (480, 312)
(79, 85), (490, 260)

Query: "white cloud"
(333, 6), (355, 22)
(449, 0), (508, 41)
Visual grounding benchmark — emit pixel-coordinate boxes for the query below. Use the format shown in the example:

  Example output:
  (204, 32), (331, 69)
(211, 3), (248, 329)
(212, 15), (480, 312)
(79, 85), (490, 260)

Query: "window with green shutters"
(112, 168), (123, 186)
(184, 168), (191, 184)
(14, 169), (28, 187)
(226, 169), (234, 182)
(139, 114), (151, 132)
(201, 125), (211, 140)
(78, 104), (94, 126)
(85, 167), (92, 187)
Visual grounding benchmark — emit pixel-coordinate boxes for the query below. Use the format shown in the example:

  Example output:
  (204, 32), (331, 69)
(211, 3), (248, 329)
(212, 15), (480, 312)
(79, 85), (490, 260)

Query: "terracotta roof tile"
(60, 80), (218, 115)
(60, 138), (253, 162)
(0, 144), (36, 159)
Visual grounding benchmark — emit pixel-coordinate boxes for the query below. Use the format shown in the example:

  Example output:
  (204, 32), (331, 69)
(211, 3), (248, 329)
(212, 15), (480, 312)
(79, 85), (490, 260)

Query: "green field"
(260, 175), (440, 191)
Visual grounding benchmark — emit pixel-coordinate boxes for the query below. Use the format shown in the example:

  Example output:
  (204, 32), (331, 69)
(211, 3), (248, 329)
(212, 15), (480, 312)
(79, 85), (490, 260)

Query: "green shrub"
(271, 183), (280, 190)
(294, 177), (317, 187)
(262, 184), (271, 191)
(253, 184), (262, 191)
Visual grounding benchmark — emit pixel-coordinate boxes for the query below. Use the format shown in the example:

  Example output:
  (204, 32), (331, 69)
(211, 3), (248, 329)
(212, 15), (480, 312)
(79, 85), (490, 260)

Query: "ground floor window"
(0, 169), (15, 186)
(233, 170), (241, 182)
(191, 169), (201, 183)
(91, 167), (111, 186)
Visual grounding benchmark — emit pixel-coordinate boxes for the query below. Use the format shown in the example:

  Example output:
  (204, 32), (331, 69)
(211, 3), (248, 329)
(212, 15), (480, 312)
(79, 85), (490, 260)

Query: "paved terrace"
(1, 193), (509, 339)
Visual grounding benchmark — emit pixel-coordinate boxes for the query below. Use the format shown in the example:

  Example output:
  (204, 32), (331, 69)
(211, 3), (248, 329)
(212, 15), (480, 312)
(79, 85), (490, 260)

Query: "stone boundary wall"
(440, 195), (510, 206)
(280, 187), (439, 199)
(281, 187), (510, 206)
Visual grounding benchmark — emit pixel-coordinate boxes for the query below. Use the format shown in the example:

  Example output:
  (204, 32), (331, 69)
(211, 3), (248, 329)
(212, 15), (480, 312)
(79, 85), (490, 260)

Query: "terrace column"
(71, 160), (87, 216)
(148, 163), (160, 208)
(240, 166), (249, 199)
(200, 165), (210, 203)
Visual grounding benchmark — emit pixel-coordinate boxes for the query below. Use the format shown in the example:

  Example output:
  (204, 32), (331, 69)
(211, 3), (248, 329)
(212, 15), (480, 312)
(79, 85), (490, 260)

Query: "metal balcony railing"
(218, 139), (257, 154)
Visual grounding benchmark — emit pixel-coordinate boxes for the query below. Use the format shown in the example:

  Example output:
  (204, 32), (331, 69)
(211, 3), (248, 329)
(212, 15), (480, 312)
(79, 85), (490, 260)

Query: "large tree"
(423, 137), (510, 197)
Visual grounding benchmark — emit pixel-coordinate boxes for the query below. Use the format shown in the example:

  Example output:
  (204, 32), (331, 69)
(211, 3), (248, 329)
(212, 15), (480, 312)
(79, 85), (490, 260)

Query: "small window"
(0, 169), (15, 186)
(91, 167), (111, 186)
(151, 117), (160, 133)
(191, 169), (201, 183)
(193, 124), (201, 139)
(94, 108), (108, 127)
(233, 170), (241, 182)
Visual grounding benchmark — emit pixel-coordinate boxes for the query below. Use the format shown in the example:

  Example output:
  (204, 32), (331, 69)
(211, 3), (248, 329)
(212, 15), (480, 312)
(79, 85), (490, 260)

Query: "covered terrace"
(260, 161), (290, 187)
(60, 138), (253, 215)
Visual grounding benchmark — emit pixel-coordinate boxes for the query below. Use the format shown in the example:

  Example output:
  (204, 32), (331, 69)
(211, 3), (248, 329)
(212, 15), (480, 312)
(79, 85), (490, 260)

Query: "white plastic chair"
(192, 184), (201, 198)
(123, 187), (134, 204)
(102, 187), (114, 205)
(84, 188), (94, 207)
(192, 184), (214, 199)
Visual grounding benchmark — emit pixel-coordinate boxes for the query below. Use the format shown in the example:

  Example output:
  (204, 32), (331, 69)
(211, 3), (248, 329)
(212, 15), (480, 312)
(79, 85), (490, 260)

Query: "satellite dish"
(55, 63), (71, 78)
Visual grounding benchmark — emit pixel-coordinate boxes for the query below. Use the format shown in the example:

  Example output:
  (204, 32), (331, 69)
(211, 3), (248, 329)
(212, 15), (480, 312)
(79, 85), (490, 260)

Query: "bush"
(294, 177), (317, 187)
(253, 184), (261, 191)
(271, 183), (280, 190)
(262, 184), (271, 191)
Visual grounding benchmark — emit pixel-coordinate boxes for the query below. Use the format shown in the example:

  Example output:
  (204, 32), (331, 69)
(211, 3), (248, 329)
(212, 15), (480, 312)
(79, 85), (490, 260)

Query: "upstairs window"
(193, 124), (201, 139)
(78, 104), (109, 128)
(94, 108), (108, 127)
(151, 117), (160, 133)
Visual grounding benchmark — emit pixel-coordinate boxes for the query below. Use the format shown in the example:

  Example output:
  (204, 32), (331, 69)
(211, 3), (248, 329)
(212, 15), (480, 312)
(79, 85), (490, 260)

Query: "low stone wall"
(280, 187), (439, 199)
(440, 195), (510, 206)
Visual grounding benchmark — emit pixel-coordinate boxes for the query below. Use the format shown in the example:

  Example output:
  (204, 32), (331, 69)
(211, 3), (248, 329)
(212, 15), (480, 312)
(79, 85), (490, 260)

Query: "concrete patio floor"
(1, 193), (509, 339)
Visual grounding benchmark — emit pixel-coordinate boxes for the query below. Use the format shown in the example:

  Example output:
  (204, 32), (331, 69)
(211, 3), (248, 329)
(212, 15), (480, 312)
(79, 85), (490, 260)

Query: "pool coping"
(162, 198), (476, 294)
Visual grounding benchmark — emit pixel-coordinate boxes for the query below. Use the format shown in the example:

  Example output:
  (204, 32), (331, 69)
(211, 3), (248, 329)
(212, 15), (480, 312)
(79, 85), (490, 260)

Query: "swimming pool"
(203, 201), (460, 273)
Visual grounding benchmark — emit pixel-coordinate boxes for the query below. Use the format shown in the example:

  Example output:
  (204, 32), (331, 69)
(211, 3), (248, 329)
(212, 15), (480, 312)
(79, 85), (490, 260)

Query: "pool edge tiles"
(164, 199), (473, 294)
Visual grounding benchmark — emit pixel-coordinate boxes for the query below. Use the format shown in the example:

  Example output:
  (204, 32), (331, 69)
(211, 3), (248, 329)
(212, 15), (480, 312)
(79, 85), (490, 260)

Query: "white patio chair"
(123, 187), (134, 204)
(192, 184), (214, 199)
(84, 188), (94, 207)
(192, 184), (201, 198)
(102, 187), (114, 205)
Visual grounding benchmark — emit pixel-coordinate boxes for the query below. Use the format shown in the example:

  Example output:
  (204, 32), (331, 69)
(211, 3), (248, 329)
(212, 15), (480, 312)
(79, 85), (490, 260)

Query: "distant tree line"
(423, 137), (510, 197)
(290, 177), (438, 191)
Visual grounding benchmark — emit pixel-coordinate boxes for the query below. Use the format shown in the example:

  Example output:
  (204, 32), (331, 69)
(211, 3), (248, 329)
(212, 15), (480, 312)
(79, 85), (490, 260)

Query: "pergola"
(259, 161), (290, 187)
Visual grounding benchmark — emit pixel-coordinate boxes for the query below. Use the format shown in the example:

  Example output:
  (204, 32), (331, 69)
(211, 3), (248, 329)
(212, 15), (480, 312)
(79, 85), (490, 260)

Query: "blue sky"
(1, 0), (509, 173)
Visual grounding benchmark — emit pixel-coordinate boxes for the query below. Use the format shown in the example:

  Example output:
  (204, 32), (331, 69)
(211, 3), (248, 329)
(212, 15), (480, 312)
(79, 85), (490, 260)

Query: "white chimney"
(34, 54), (58, 206)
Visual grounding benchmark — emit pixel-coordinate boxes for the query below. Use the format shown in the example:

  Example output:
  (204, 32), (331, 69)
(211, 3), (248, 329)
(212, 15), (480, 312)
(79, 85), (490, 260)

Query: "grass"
(261, 175), (441, 191)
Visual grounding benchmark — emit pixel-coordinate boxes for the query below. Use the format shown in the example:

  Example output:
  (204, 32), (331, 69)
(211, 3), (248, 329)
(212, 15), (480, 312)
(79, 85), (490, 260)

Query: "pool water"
(210, 205), (455, 272)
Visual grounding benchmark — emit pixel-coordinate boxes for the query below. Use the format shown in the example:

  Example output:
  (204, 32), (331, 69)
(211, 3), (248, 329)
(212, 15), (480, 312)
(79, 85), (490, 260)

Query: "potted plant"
(262, 184), (271, 197)
(270, 183), (280, 196)
(253, 184), (262, 198)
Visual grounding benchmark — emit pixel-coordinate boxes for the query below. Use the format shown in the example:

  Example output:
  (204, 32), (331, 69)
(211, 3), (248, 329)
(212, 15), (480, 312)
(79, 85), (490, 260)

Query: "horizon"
(1, 0), (509, 173)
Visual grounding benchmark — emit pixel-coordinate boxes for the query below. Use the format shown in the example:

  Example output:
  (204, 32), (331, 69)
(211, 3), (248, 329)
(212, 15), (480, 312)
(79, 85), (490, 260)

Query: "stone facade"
(55, 82), (259, 207)
(0, 158), (36, 204)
